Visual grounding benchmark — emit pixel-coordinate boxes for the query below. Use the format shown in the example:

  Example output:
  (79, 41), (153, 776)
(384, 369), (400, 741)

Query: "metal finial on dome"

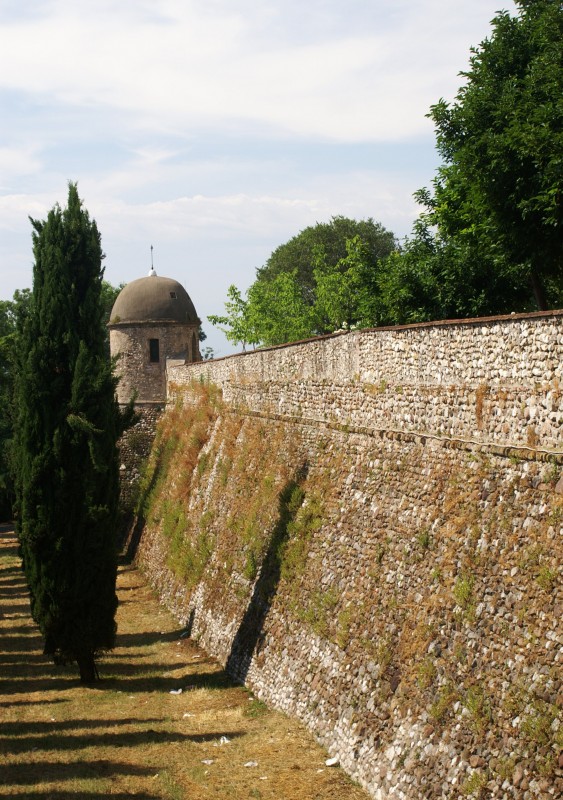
(148, 244), (157, 277)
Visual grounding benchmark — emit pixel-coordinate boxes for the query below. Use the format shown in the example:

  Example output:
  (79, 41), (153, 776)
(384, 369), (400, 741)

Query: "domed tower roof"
(110, 273), (200, 325)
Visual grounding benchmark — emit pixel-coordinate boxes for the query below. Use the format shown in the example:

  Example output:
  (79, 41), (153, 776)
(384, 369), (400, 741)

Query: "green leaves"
(313, 236), (376, 332)
(208, 218), (397, 348)
(207, 284), (258, 351)
(209, 4), (562, 341)
(381, 0), (562, 324)
(14, 184), (123, 681)
(247, 271), (312, 346)
(427, 0), (563, 309)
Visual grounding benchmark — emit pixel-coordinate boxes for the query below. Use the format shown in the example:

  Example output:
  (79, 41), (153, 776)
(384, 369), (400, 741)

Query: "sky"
(0, 0), (517, 356)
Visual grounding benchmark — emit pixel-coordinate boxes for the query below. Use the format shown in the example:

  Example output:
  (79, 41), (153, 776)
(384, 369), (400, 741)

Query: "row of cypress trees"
(14, 184), (131, 683)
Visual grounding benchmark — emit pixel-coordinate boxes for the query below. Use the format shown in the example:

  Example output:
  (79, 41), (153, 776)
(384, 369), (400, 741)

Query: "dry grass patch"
(0, 524), (367, 800)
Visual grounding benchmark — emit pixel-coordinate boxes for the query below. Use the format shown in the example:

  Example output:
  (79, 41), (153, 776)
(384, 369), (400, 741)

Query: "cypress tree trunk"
(77, 653), (99, 684)
(14, 184), (127, 682)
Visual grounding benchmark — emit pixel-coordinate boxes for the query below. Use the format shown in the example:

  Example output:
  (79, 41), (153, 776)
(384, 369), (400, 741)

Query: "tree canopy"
(209, 2), (562, 346)
(14, 184), (130, 682)
(380, 0), (562, 324)
(0, 279), (122, 521)
(208, 217), (397, 348)
(257, 216), (396, 302)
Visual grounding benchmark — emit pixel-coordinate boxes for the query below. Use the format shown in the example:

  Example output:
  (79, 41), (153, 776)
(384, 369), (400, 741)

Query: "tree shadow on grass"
(3, 793), (160, 800)
(0, 651), (55, 666)
(0, 619), (237, 691)
(0, 570), (234, 692)
(226, 464), (308, 684)
(0, 727), (245, 756)
(0, 698), (69, 708)
(0, 604), (31, 620)
(0, 759), (156, 786)
(0, 544), (20, 562)
(0, 659), (225, 694)
(94, 662), (237, 694)
(0, 583), (30, 598)
(0, 717), (165, 736)
(0, 576), (27, 588)
(0, 622), (34, 633)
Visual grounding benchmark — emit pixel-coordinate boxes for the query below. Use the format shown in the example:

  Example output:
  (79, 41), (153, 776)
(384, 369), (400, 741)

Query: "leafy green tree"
(208, 217), (397, 347)
(418, 0), (562, 314)
(0, 291), (31, 519)
(207, 284), (259, 351)
(1, 280), (122, 519)
(313, 236), (379, 332)
(378, 0), (562, 324)
(257, 216), (396, 302)
(100, 280), (124, 353)
(0, 300), (16, 519)
(14, 184), (129, 683)
(377, 207), (532, 326)
(247, 271), (312, 346)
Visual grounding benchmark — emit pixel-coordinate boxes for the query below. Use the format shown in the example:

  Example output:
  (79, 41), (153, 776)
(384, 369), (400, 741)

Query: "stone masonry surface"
(111, 322), (199, 404)
(168, 312), (563, 454)
(118, 405), (163, 509)
(132, 312), (562, 799)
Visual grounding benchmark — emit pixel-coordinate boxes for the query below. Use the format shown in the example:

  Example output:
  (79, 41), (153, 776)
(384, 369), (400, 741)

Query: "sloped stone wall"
(118, 404), (163, 509)
(135, 312), (562, 799)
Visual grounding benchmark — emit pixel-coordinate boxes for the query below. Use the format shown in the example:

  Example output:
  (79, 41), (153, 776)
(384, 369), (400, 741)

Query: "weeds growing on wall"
(135, 381), (562, 787)
(136, 381), (222, 587)
(136, 380), (331, 627)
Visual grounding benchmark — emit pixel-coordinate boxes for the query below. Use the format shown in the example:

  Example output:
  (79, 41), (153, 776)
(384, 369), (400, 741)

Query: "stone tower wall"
(111, 322), (200, 404)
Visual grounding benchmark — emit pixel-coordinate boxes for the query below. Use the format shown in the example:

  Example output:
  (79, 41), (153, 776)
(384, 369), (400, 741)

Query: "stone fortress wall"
(134, 310), (562, 800)
(118, 404), (164, 509)
(168, 310), (563, 454)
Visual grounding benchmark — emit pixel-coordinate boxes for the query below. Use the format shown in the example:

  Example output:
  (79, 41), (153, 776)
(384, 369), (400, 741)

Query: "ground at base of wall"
(0, 524), (369, 800)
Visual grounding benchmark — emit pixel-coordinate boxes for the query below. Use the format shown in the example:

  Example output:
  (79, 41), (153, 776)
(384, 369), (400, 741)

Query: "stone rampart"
(168, 311), (563, 455)
(118, 404), (164, 510)
(134, 311), (562, 799)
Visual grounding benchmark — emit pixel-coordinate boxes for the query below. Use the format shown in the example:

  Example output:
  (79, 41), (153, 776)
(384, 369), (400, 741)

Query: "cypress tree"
(15, 184), (125, 683)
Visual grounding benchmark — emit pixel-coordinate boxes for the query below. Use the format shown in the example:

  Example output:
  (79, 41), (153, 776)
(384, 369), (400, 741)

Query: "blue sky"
(0, 0), (516, 355)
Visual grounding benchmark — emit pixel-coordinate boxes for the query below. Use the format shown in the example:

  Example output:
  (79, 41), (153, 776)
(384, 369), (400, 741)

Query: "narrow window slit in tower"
(149, 338), (160, 363)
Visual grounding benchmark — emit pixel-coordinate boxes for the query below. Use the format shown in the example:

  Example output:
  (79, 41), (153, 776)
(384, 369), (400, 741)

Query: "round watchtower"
(109, 270), (201, 405)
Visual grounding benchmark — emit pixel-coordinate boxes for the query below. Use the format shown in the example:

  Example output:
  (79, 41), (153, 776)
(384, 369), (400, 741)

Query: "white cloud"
(0, 145), (43, 187)
(0, 0), (519, 358)
(0, 0), (516, 142)
(84, 166), (419, 248)
(0, 193), (52, 230)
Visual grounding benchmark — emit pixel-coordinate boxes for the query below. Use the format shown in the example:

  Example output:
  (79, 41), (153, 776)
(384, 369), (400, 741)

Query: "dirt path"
(0, 524), (368, 799)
